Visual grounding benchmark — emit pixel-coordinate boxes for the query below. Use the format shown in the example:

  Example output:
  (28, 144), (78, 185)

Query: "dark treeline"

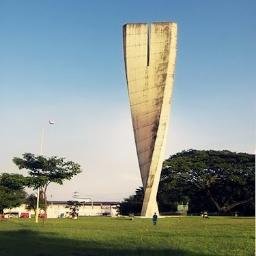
(119, 150), (255, 216)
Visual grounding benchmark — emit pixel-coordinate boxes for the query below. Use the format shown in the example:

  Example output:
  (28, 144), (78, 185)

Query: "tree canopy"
(13, 153), (82, 210)
(0, 173), (27, 214)
(119, 150), (255, 215)
(161, 150), (254, 214)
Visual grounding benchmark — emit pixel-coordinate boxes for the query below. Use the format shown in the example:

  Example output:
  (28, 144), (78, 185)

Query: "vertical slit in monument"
(147, 24), (151, 67)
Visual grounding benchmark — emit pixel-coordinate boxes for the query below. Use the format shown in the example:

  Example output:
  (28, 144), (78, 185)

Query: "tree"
(66, 201), (82, 219)
(161, 150), (255, 215)
(13, 153), (82, 211)
(25, 193), (44, 213)
(119, 187), (144, 215)
(119, 150), (255, 216)
(0, 173), (27, 214)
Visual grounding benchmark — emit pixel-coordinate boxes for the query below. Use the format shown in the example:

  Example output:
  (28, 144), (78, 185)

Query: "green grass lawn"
(0, 216), (254, 256)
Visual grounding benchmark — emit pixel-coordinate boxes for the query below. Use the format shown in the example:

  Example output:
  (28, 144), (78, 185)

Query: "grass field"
(0, 216), (254, 256)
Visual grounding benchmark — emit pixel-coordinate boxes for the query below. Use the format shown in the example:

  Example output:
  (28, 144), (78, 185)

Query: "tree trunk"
(220, 198), (253, 213)
(43, 188), (47, 212)
(43, 183), (50, 214)
(207, 189), (253, 214)
(206, 189), (221, 212)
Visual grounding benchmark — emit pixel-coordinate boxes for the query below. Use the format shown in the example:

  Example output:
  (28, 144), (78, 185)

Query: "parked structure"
(3, 204), (32, 218)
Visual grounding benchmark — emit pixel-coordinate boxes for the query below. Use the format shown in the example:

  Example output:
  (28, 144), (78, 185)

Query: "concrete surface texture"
(123, 22), (177, 217)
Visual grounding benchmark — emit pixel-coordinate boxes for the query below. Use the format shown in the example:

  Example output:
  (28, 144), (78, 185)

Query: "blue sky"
(0, 0), (255, 201)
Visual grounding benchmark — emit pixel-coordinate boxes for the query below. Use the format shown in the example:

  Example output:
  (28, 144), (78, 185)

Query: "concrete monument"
(123, 22), (177, 217)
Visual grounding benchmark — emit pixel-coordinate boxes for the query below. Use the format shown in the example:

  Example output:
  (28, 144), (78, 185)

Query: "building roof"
(48, 201), (119, 206)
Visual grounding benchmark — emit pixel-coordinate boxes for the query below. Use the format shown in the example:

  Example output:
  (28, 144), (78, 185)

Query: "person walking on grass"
(152, 212), (158, 225)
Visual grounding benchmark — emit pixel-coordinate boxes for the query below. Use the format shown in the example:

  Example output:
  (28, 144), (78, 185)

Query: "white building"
(3, 201), (119, 219)
(47, 201), (119, 218)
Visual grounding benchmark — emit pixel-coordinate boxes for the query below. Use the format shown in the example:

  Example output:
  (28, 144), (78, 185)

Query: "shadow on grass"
(0, 229), (213, 256)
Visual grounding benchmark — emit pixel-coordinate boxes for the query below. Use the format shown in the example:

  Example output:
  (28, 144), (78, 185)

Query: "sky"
(0, 0), (255, 202)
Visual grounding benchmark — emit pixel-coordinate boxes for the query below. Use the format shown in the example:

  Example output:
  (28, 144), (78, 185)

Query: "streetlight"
(35, 120), (55, 223)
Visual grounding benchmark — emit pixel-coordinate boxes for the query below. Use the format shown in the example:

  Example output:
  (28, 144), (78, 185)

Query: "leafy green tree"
(0, 173), (27, 214)
(161, 150), (255, 214)
(119, 187), (144, 215)
(13, 153), (82, 211)
(66, 201), (83, 218)
(25, 193), (44, 213)
(120, 150), (254, 215)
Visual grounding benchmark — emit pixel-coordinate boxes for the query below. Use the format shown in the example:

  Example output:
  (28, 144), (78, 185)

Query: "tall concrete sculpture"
(123, 22), (177, 217)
